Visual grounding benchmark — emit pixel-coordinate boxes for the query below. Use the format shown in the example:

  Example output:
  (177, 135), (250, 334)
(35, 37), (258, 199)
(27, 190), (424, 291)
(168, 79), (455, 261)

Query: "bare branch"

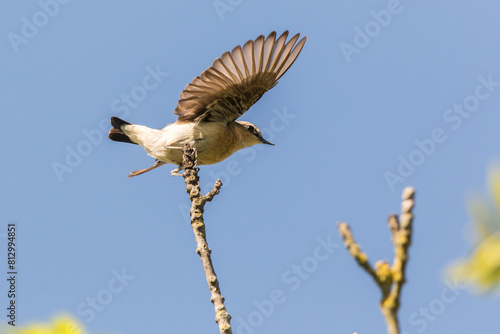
(181, 145), (232, 334)
(205, 179), (223, 202)
(338, 222), (379, 283)
(338, 187), (416, 334)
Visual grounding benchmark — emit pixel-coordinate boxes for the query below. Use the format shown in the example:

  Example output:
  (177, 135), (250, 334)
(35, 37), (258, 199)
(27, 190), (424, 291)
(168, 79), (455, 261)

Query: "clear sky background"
(2, 1), (500, 333)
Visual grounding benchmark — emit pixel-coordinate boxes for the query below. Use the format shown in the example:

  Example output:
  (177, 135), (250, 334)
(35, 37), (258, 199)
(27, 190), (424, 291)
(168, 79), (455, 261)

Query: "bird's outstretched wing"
(174, 31), (306, 123)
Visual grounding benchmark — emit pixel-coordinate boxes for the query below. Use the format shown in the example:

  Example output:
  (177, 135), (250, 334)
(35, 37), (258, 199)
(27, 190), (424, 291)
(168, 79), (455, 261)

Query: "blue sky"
(2, 0), (500, 333)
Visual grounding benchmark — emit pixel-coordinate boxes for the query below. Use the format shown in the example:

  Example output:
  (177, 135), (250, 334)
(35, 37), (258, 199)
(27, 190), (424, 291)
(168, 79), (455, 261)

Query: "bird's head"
(235, 121), (274, 148)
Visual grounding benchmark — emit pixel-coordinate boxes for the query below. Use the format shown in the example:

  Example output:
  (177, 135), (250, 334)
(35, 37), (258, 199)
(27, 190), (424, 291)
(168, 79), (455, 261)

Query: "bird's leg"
(170, 165), (184, 176)
(166, 145), (186, 176)
(165, 145), (188, 176)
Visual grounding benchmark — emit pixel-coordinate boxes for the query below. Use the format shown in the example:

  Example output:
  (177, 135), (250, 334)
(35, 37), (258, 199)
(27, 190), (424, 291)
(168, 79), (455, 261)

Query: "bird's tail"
(108, 117), (137, 145)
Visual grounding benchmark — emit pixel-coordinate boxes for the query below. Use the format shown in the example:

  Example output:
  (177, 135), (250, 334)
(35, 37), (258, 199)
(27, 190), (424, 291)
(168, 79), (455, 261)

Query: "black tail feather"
(111, 116), (131, 129)
(108, 117), (137, 144)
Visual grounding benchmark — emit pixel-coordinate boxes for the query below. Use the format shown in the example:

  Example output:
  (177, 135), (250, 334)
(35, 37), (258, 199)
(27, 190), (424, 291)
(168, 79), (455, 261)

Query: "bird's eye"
(247, 125), (255, 133)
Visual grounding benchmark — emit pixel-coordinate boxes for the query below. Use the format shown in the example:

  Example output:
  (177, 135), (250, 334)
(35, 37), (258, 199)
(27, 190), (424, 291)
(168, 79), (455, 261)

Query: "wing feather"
(231, 46), (249, 79)
(220, 52), (240, 81)
(276, 36), (306, 79)
(242, 40), (255, 77)
(267, 31), (288, 73)
(253, 35), (265, 74)
(174, 31), (306, 123)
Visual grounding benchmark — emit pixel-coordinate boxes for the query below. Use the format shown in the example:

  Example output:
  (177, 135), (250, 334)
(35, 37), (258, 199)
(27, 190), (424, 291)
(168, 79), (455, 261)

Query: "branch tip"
(402, 186), (415, 200)
(338, 187), (416, 334)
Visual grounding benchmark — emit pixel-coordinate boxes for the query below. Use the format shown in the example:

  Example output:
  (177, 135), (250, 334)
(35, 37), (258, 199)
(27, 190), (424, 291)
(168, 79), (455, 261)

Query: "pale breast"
(194, 122), (239, 165)
(150, 122), (240, 166)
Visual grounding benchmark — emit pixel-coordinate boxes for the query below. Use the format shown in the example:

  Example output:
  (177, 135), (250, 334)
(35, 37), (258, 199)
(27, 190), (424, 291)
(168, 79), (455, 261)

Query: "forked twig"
(338, 187), (415, 334)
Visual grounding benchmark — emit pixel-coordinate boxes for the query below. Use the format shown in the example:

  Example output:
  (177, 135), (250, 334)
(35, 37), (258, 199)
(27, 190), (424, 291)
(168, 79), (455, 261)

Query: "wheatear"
(109, 31), (306, 177)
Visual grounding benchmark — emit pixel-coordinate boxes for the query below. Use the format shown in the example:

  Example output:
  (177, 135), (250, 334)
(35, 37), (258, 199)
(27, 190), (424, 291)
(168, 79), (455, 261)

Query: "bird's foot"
(170, 165), (184, 176)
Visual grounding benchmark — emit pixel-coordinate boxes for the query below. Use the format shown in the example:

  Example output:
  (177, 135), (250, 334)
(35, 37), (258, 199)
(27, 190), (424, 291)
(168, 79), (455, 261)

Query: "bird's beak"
(259, 137), (275, 146)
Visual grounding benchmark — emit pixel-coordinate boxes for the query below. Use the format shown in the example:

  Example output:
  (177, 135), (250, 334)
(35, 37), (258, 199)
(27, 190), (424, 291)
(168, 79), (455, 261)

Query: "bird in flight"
(109, 31), (306, 177)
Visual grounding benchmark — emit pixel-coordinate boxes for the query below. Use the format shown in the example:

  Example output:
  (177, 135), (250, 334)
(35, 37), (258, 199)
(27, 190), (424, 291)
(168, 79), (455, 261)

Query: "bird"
(109, 31), (306, 177)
